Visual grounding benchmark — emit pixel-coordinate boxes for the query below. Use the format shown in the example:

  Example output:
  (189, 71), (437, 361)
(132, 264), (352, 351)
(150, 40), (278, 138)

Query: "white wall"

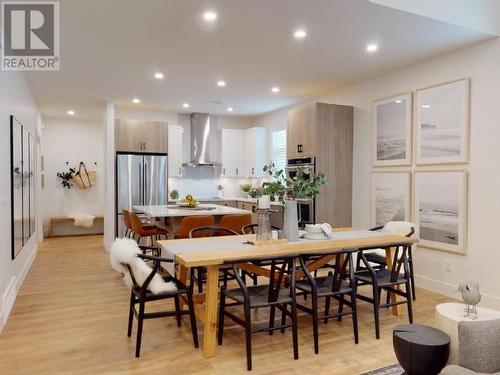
(256, 37), (500, 308)
(41, 117), (105, 236)
(104, 102), (115, 250)
(0, 71), (41, 331)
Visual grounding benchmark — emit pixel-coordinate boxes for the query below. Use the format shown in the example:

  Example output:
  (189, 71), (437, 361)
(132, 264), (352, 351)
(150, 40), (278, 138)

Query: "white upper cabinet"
(244, 127), (268, 177)
(221, 129), (245, 177)
(221, 127), (268, 178)
(168, 125), (183, 177)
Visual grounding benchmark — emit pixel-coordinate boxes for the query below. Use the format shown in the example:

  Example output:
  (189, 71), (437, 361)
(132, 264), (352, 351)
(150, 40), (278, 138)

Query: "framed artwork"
(415, 79), (469, 165)
(372, 93), (412, 166)
(10, 115), (36, 259)
(371, 171), (411, 227)
(414, 170), (467, 254)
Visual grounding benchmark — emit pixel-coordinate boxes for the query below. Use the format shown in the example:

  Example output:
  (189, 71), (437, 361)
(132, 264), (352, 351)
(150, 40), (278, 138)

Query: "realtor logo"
(1, 1), (60, 70)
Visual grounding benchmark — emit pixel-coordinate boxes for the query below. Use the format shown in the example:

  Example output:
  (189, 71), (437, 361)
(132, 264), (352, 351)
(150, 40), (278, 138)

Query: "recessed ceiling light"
(154, 72), (164, 80)
(395, 100), (402, 104)
(217, 80), (226, 87)
(422, 104), (431, 108)
(366, 43), (379, 52)
(67, 110), (75, 116)
(203, 11), (217, 22)
(227, 107), (234, 112)
(294, 29), (307, 39)
(182, 103), (190, 108)
(271, 87), (280, 93)
(132, 98), (141, 104)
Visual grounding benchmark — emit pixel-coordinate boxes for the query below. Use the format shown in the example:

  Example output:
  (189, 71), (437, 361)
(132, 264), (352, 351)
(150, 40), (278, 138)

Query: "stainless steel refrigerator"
(115, 153), (168, 237)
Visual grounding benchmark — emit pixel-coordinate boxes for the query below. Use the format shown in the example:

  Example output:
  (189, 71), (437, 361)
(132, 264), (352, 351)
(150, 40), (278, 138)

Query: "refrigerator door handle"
(144, 162), (148, 205)
(138, 162), (143, 205)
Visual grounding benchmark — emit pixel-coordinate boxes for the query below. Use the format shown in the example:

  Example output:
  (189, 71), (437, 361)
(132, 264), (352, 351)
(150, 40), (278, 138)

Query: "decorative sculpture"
(458, 281), (481, 319)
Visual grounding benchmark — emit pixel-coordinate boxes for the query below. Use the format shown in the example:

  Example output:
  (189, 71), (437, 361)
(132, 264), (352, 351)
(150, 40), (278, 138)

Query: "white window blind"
(272, 129), (287, 171)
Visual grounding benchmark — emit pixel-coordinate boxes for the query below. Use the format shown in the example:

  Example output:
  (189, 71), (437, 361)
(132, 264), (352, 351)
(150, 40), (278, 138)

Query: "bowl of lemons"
(178, 194), (199, 208)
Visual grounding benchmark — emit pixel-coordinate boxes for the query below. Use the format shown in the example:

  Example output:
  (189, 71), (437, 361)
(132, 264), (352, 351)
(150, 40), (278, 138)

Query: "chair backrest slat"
(189, 225), (239, 238)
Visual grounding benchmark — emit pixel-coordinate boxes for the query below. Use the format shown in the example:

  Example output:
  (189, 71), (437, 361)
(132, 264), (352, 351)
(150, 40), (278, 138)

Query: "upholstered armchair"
(440, 319), (500, 374)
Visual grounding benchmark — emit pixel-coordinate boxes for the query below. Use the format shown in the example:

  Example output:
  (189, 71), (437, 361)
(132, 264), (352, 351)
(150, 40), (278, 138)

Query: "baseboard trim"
(0, 244), (38, 333)
(415, 274), (500, 310)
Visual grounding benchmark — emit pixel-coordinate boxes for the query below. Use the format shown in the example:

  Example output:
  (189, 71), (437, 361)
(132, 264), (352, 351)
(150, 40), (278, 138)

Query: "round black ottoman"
(393, 324), (450, 375)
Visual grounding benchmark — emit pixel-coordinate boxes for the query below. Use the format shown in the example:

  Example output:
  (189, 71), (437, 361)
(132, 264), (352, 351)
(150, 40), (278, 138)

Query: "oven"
(286, 156), (315, 181)
(296, 198), (314, 227)
(286, 157), (316, 226)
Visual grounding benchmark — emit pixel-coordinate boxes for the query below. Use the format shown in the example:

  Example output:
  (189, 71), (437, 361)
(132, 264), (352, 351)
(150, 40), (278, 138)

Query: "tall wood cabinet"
(287, 103), (353, 227)
(115, 119), (168, 153)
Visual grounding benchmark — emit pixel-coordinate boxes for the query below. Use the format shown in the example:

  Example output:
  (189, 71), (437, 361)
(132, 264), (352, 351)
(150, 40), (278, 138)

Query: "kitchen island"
(133, 203), (250, 238)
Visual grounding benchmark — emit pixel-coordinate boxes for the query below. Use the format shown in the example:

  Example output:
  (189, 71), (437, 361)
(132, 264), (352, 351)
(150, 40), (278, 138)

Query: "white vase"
(283, 199), (299, 241)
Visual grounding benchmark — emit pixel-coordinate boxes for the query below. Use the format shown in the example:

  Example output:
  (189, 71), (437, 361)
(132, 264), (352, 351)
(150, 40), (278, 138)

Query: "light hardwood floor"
(0, 236), (453, 375)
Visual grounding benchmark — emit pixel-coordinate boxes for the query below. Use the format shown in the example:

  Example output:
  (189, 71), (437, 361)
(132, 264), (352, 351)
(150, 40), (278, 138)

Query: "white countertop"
(168, 197), (283, 205)
(133, 204), (250, 218)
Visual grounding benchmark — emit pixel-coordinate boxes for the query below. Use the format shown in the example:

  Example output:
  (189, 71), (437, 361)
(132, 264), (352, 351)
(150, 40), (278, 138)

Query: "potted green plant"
(57, 167), (77, 189)
(239, 183), (252, 197)
(170, 189), (179, 200)
(263, 162), (327, 240)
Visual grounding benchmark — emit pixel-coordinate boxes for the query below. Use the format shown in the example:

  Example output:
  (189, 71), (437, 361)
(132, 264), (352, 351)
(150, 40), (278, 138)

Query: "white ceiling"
(27, 0), (494, 118)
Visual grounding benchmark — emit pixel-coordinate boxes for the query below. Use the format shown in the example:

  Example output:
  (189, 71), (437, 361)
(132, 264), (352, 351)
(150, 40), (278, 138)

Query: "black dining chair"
(189, 226), (239, 292)
(124, 245), (198, 357)
(240, 223), (283, 286)
(355, 244), (413, 339)
(218, 255), (299, 371)
(294, 250), (359, 354)
(356, 224), (416, 300)
(241, 223), (282, 234)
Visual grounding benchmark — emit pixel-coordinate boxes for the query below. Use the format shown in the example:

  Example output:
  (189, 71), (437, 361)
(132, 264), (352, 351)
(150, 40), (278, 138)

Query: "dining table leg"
(385, 247), (402, 316)
(202, 264), (220, 358)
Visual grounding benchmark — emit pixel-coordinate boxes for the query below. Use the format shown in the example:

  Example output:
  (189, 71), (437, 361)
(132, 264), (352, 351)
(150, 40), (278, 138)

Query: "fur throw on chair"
(110, 238), (177, 294)
(383, 221), (415, 237)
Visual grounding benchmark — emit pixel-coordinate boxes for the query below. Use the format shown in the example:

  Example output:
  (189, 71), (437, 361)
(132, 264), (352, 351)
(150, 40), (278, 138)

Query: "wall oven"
(286, 157), (316, 226)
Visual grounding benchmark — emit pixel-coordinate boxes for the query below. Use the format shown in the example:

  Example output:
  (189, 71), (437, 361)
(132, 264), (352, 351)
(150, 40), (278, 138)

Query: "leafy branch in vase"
(262, 162), (328, 203)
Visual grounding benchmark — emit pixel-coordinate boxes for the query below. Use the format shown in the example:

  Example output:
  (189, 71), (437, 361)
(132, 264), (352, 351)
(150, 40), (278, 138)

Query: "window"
(272, 129), (287, 171)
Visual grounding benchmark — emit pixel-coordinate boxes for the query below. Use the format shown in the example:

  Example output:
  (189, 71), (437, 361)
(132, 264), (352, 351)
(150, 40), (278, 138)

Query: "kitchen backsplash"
(169, 174), (266, 199)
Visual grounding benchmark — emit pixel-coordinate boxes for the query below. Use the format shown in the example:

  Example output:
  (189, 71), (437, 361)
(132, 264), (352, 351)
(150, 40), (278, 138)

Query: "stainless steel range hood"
(183, 113), (217, 167)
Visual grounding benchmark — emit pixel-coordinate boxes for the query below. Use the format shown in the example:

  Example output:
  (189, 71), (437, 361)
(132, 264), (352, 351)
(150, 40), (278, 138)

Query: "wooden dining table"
(156, 228), (417, 359)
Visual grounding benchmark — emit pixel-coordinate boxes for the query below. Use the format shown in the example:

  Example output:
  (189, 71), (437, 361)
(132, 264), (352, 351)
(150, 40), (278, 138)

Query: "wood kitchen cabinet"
(237, 201), (259, 223)
(168, 125), (183, 177)
(115, 119), (168, 153)
(287, 103), (316, 158)
(287, 102), (353, 227)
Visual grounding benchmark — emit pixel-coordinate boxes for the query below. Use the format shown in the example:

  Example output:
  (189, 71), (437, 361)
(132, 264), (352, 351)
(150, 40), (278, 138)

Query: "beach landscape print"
(373, 93), (412, 166)
(416, 79), (469, 164)
(415, 171), (467, 254)
(372, 172), (410, 227)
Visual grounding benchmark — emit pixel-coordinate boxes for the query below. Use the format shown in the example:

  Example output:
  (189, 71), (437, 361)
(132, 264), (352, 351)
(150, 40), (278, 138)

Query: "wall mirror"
(10, 115), (36, 259)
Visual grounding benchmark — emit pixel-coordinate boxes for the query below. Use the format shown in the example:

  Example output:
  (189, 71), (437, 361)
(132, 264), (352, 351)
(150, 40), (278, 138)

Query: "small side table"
(393, 324), (450, 375)
(436, 302), (500, 364)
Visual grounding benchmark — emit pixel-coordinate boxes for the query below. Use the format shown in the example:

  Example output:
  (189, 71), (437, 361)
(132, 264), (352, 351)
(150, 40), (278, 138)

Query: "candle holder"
(256, 208), (272, 241)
